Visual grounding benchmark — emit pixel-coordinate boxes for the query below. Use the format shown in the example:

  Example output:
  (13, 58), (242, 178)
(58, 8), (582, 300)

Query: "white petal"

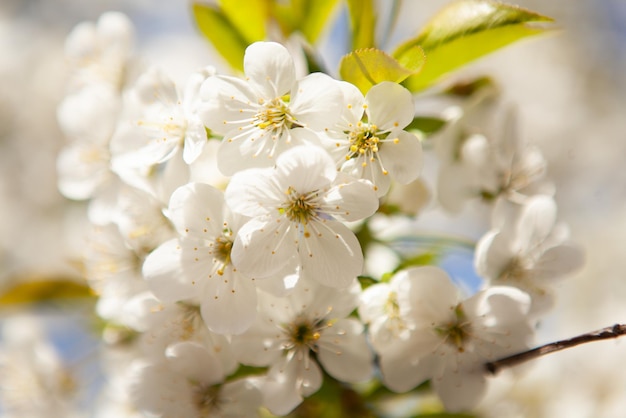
(533, 244), (585, 281)
(166, 341), (224, 385)
(379, 334), (438, 392)
(322, 175), (379, 222)
(275, 145), (336, 192)
(168, 182), (225, 237)
(143, 239), (195, 303)
(379, 129), (422, 184)
(200, 270), (258, 335)
(434, 369), (487, 412)
(474, 230), (515, 282)
(244, 41), (295, 98)
(199, 75), (258, 134)
(182, 116), (208, 164)
(358, 283), (392, 324)
(365, 81), (414, 131)
(397, 266), (459, 324)
(57, 142), (110, 200)
(300, 221), (363, 288)
(225, 167), (281, 217)
(134, 66), (178, 106)
(515, 195), (557, 253)
(317, 319), (373, 382)
(337, 80), (365, 126)
(290, 73), (343, 130)
(231, 218), (295, 278)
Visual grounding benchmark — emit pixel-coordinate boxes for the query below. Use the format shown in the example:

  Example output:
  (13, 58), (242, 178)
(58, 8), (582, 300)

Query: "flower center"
(500, 256), (529, 282)
(435, 304), (472, 352)
(280, 187), (319, 225)
(177, 303), (203, 341)
(213, 230), (234, 276)
(287, 319), (322, 350)
(191, 382), (222, 416)
(347, 124), (382, 160)
(345, 122), (399, 173)
(255, 97), (296, 132)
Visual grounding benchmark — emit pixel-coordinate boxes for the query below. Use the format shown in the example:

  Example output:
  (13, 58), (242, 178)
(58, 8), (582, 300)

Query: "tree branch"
(485, 323), (626, 375)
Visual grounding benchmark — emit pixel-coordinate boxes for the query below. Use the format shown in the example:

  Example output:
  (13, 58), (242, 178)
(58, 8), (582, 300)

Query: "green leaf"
(218, 0), (268, 43)
(272, 0), (340, 43)
(394, 0), (554, 92)
(346, 0), (377, 50)
(300, 0), (341, 43)
(442, 75), (496, 97)
(339, 47), (424, 94)
(357, 275), (378, 290)
(0, 278), (95, 306)
(394, 252), (439, 273)
(405, 116), (447, 136)
(192, 3), (249, 72)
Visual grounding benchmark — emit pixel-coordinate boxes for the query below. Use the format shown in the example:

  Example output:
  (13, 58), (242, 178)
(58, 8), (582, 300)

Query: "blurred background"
(1, 0), (625, 416)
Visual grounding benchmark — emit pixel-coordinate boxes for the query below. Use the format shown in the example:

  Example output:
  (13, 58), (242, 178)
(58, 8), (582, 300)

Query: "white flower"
(112, 185), (176, 255)
(475, 195), (584, 314)
(199, 41), (343, 175)
(225, 145), (379, 287)
(83, 223), (148, 323)
(130, 342), (262, 418)
(436, 103), (553, 212)
(124, 292), (237, 372)
(142, 182), (259, 335)
(361, 266), (534, 412)
(56, 84), (120, 202)
(322, 81), (423, 197)
(110, 66), (213, 172)
(64, 11), (135, 91)
(232, 279), (373, 415)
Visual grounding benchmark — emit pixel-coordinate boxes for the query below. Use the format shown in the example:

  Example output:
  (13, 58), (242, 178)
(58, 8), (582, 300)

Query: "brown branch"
(485, 323), (626, 375)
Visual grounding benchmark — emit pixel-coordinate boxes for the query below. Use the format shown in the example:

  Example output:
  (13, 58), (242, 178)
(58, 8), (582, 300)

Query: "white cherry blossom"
(142, 182), (258, 335)
(322, 81), (423, 196)
(475, 195), (584, 314)
(225, 145), (379, 287)
(361, 266), (534, 412)
(64, 11), (135, 91)
(199, 41), (343, 175)
(110, 66), (213, 172)
(130, 342), (262, 418)
(232, 279), (373, 415)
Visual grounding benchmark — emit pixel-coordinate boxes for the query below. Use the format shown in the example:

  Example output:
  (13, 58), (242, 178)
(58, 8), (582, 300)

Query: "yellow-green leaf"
(339, 47), (424, 94)
(0, 278), (95, 306)
(272, 0), (341, 43)
(346, 0), (376, 50)
(394, 0), (554, 92)
(192, 3), (249, 72)
(218, 0), (269, 43)
(300, 0), (341, 43)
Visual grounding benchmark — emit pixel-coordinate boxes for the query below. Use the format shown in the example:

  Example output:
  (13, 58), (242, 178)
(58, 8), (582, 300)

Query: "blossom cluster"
(45, 11), (584, 417)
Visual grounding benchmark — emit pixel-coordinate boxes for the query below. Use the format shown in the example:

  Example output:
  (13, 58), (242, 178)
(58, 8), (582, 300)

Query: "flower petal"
(231, 218), (295, 278)
(143, 239), (195, 303)
(290, 73), (342, 130)
(378, 129), (422, 184)
(366, 81), (414, 131)
(168, 182), (225, 238)
(322, 175), (379, 222)
(300, 221), (363, 288)
(225, 167), (281, 217)
(274, 145), (336, 193)
(317, 319), (373, 382)
(243, 41), (295, 99)
(199, 75), (258, 134)
(200, 271), (258, 335)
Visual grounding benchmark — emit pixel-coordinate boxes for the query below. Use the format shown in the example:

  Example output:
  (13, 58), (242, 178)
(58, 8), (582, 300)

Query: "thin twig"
(485, 323), (626, 375)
